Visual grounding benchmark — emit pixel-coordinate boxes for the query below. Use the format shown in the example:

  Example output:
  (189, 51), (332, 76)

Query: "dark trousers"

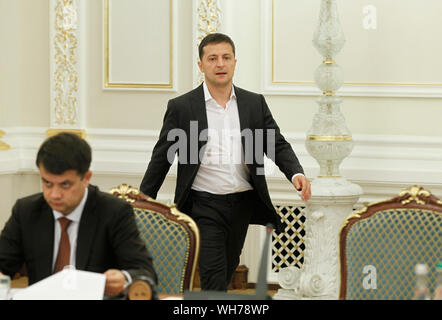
(190, 190), (255, 291)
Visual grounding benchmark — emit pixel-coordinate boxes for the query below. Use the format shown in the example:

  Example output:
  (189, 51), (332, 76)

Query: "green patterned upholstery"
(340, 186), (442, 300)
(109, 184), (200, 295)
(134, 208), (191, 294)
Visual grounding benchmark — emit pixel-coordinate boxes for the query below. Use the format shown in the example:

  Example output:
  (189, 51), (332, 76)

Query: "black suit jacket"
(140, 84), (304, 233)
(0, 185), (157, 287)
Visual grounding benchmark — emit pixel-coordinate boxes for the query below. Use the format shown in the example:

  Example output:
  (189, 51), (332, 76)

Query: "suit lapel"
(190, 84), (208, 140)
(75, 186), (98, 270)
(234, 86), (252, 150)
(33, 203), (55, 276)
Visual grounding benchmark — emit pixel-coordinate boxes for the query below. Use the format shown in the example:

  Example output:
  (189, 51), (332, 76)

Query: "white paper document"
(12, 268), (106, 300)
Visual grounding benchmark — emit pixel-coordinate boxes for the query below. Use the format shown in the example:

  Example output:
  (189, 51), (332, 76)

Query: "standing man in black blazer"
(0, 133), (157, 298)
(140, 33), (311, 291)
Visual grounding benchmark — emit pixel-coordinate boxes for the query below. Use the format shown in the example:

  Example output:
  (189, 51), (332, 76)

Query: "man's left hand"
(104, 269), (126, 296)
(292, 175), (311, 201)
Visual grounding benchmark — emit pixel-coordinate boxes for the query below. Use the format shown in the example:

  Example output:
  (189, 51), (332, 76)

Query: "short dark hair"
(198, 33), (236, 60)
(36, 132), (91, 177)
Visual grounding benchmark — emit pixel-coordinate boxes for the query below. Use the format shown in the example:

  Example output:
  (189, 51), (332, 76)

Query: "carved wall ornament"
(52, 0), (80, 125)
(310, 210), (324, 222)
(301, 274), (325, 296)
(195, 0), (221, 84)
(197, 0), (221, 35)
(278, 266), (301, 290)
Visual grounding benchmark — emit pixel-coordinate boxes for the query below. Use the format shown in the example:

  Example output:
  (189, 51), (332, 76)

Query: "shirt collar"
(52, 187), (88, 223)
(203, 82), (236, 103)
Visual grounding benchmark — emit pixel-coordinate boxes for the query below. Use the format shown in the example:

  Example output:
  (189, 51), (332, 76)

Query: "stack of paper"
(13, 269), (106, 300)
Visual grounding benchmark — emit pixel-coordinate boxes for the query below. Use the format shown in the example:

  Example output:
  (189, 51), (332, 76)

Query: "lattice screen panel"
(272, 204), (306, 272)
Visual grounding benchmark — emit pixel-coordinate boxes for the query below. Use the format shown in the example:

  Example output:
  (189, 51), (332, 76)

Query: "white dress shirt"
(191, 82), (304, 195)
(191, 82), (253, 194)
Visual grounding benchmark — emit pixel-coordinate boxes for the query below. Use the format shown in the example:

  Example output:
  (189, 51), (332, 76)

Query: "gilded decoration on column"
(46, 128), (86, 139)
(0, 130), (10, 151)
(196, 0), (221, 84)
(53, 0), (79, 125)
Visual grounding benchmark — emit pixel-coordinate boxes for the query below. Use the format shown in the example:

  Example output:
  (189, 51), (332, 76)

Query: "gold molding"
(0, 130), (10, 151)
(307, 135), (352, 141)
(104, 0), (173, 89)
(46, 129), (86, 139)
(271, 0), (442, 87)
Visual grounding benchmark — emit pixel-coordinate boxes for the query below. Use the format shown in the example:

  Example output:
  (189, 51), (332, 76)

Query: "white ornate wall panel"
(263, 0), (442, 97)
(104, 0), (177, 90)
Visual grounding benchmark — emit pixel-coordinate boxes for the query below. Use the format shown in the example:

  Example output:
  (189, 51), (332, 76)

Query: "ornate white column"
(48, 0), (86, 138)
(193, 0), (222, 86)
(274, 0), (362, 300)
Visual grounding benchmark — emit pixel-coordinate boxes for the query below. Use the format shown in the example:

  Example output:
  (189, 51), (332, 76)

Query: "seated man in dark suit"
(0, 132), (157, 298)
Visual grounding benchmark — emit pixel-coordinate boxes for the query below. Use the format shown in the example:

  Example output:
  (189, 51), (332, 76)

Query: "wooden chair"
(109, 184), (200, 295)
(339, 185), (442, 300)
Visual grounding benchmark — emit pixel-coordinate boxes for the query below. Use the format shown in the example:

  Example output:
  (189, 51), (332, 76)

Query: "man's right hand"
(292, 175), (311, 202)
(104, 269), (126, 296)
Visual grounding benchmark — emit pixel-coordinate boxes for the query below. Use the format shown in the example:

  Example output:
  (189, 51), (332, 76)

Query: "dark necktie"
(54, 217), (72, 273)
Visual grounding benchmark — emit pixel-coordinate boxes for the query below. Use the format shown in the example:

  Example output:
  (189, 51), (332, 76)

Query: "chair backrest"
(109, 184), (200, 295)
(339, 185), (442, 300)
